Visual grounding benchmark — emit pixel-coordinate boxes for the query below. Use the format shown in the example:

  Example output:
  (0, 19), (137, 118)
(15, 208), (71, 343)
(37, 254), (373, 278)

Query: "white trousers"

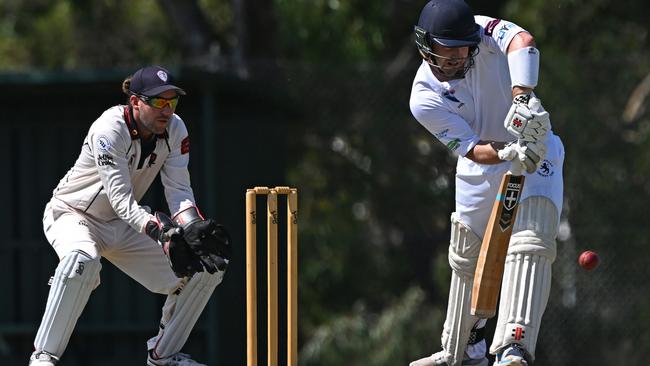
(43, 198), (181, 294)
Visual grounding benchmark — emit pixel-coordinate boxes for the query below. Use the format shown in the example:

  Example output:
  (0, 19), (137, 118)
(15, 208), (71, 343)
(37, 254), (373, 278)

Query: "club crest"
(157, 70), (168, 82)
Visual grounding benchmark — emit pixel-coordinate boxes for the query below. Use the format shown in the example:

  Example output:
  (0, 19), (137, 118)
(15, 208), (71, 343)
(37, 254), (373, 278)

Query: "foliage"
(0, 0), (180, 70)
(1, 0), (649, 364)
(300, 286), (444, 365)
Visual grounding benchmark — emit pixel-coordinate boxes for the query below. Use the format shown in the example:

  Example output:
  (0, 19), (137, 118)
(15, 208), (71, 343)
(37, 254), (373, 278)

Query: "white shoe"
(494, 344), (529, 366)
(410, 350), (489, 366)
(147, 351), (207, 366)
(29, 351), (59, 366)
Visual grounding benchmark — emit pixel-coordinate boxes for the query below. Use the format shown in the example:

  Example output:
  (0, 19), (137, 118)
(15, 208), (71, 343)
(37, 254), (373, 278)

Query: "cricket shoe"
(410, 350), (489, 366)
(29, 351), (59, 365)
(494, 344), (529, 366)
(147, 351), (207, 366)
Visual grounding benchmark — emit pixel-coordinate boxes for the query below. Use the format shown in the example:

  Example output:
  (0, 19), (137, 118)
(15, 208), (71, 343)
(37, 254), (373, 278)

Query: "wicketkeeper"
(30, 65), (231, 366)
(408, 1), (564, 365)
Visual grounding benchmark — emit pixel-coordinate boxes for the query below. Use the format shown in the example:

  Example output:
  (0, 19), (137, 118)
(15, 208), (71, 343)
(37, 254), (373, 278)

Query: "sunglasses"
(137, 94), (179, 109)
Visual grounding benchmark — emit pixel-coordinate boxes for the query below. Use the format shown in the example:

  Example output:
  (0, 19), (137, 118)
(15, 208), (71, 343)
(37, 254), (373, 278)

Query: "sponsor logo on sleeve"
(181, 136), (190, 154)
(446, 138), (461, 151)
(97, 153), (115, 166)
(484, 19), (501, 36)
(497, 23), (513, 40)
(97, 135), (111, 151)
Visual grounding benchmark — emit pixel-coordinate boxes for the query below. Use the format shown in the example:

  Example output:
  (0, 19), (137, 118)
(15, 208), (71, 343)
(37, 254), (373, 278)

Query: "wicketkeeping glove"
(181, 219), (232, 274)
(145, 212), (204, 278)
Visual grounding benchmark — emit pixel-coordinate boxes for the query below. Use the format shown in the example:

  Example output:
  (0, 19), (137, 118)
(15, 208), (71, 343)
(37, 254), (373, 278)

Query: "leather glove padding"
(163, 236), (205, 278)
(149, 212), (205, 278)
(183, 219), (232, 274)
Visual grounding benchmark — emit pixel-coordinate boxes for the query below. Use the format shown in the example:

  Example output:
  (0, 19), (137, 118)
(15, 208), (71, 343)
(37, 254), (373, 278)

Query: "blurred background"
(0, 0), (648, 365)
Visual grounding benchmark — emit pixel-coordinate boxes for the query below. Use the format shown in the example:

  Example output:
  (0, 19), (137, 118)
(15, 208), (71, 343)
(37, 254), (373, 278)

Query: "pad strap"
(468, 326), (486, 345)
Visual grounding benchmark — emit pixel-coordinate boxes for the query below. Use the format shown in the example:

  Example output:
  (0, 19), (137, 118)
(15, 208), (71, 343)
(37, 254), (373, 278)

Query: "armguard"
(508, 47), (539, 89)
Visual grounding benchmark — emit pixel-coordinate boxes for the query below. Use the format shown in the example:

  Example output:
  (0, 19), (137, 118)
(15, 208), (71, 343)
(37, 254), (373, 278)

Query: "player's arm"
(466, 140), (545, 174)
(507, 31), (536, 98)
(503, 28), (549, 143)
(465, 141), (505, 164)
(160, 118), (232, 274)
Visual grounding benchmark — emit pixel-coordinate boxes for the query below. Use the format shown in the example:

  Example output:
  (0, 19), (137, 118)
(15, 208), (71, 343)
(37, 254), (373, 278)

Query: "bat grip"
(509, 159), (523, 176)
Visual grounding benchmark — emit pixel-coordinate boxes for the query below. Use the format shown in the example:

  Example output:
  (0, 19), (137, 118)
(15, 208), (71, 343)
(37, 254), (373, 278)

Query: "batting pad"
(34, 250), (101, 357)
(147, 270), (223, 359)
(440, 213), (484, 365)
(490, 196), (558, 360)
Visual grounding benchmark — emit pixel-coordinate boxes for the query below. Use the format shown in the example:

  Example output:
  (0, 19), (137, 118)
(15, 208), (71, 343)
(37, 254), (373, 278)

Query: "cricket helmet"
(414, 0), (480, 79)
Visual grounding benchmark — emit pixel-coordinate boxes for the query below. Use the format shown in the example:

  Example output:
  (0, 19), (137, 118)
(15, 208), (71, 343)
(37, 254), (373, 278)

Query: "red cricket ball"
(578, 250), (599, 270)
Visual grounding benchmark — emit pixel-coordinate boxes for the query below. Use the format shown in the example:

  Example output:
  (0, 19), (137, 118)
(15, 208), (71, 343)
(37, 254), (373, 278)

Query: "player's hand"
(503, 95), (550, 142)
(145, 212), (204, 278)
(182, 219), (232, 274)
(497, 140), (546, 174)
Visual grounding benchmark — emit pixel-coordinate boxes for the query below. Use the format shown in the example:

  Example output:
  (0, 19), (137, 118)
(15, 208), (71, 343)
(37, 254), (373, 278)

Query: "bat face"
(471, 172), (525, 318)
(498, 176), (524, 231)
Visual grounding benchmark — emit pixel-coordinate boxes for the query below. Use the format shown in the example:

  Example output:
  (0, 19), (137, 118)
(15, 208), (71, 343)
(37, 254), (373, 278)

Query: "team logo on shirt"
(434, 129), (449, 139)
(537, 159), (554, 177)
(442, 89), (465, 108)
(97, 135), (111, 151)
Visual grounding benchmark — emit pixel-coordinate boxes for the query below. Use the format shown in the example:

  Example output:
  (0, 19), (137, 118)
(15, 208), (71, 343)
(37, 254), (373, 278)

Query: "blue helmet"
(414, 0), (480, 79)
(416, 0), (480, 48)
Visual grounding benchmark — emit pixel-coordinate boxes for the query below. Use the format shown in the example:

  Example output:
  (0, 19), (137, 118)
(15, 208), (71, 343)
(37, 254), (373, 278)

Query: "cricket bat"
(471, 161), (525, 318)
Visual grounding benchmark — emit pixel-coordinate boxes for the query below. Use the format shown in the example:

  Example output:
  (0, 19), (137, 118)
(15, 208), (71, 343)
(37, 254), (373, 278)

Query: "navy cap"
(417, 0), (480, 48)
(129, 65), (186, 97)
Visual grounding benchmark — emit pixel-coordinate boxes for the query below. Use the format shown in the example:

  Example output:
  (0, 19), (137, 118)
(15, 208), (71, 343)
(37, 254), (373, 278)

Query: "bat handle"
(509, 159), (524, 176)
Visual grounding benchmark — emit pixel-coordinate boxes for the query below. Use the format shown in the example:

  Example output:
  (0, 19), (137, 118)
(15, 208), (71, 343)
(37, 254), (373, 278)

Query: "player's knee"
(54, 250), (102, 289)
(509, 196), (558, 261)
(448, 213), (482, 277)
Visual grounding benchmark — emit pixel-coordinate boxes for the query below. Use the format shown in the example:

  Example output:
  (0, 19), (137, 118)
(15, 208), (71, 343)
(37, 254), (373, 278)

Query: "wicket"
(246, 186), (298, 366)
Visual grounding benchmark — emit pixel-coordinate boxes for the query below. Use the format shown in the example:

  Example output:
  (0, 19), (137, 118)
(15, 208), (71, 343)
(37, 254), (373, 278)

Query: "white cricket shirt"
(51, 105), (196, 233)
(410, 16), (564, 236)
